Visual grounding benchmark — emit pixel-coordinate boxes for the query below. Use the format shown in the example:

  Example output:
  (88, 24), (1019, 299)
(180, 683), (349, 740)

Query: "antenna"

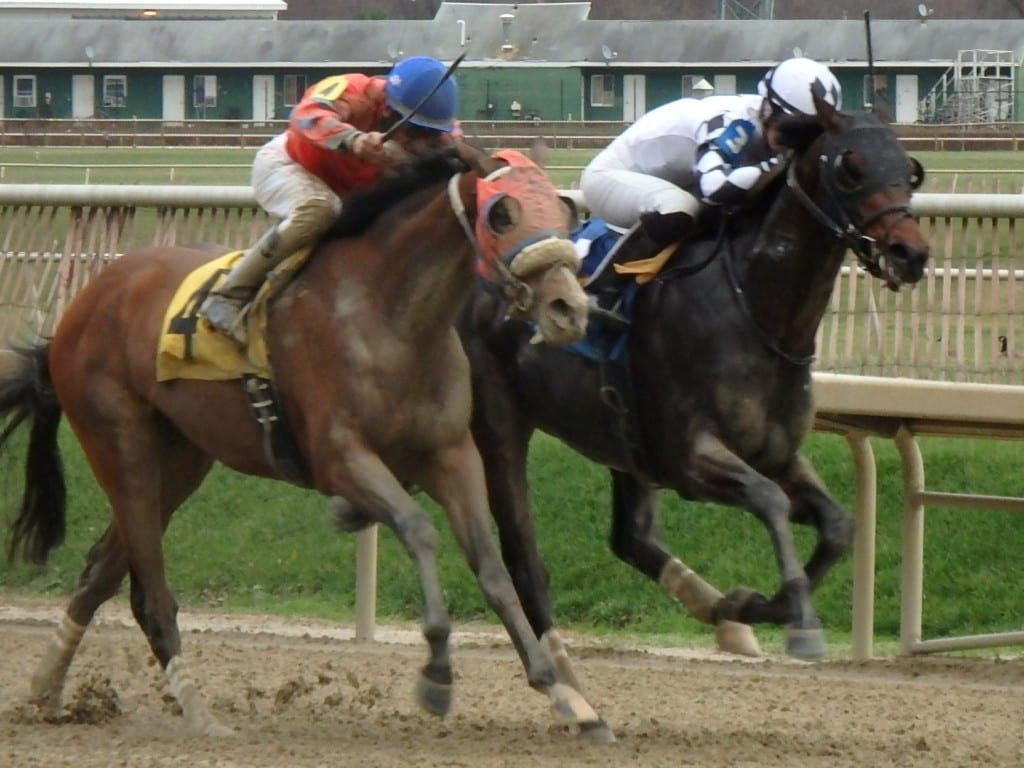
(864, 10), (877, 115)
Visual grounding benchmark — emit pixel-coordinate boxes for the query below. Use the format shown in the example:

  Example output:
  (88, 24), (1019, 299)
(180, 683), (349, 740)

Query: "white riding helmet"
(758, 57), (842, 116)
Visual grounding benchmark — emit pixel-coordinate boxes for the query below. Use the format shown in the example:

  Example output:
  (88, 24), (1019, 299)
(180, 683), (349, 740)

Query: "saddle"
(156, 247), (315, 483)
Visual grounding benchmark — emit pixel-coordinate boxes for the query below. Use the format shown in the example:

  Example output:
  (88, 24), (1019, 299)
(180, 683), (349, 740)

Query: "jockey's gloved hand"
(336, 130), (389, 163)
(747, 154), (788, 196)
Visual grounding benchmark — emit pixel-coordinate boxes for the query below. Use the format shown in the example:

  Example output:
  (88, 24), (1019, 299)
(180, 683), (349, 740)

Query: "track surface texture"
(1, 598), (1021, 768)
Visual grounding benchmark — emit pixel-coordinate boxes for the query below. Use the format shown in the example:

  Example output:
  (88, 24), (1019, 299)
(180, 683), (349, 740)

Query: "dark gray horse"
(455, 93), (930, 691)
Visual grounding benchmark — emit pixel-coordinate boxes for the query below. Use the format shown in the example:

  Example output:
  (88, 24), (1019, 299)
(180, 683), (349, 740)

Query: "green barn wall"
(0, 64), (965, 123)
(456, 68), (580, 121)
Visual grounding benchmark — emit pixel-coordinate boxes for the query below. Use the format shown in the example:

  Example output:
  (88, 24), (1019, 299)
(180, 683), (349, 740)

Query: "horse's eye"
(485, 194), (521, 234)
(832, 151), (864, 193)
(908, 157), (925, 191)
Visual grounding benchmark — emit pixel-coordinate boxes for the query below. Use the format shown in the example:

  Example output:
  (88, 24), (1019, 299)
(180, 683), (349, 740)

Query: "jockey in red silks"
(199, 56), (460, 344)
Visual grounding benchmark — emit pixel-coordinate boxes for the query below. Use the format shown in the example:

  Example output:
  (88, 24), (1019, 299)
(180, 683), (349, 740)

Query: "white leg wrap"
(658, 557), (723, 624)
(540, 629), (585, 694)
(164, 657), (234, 737)
(30, 613), (87, 707)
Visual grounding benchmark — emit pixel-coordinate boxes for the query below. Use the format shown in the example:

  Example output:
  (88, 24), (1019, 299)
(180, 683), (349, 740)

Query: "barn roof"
(0, 2), (1018, 69)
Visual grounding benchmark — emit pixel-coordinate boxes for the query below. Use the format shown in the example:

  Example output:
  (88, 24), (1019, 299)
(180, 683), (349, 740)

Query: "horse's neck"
(301, 185), (476, 346)
(376, 186), (477, 340)
(738, 179), (847, 355)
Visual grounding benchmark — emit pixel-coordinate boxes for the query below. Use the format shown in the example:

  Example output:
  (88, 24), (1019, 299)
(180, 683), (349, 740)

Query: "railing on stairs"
(920, 49), (1016, 124)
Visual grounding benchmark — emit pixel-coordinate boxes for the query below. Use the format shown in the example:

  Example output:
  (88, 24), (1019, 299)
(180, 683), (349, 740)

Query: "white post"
(354, 525), (378, 642)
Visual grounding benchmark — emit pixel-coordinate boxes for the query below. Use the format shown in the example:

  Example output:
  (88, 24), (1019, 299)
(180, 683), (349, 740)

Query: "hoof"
(578, 719), (617, 743)
(716, 620), (762, 657)
(415, 674), (452, 716)
(785, 626), (826, 661)
(202, 722), (236, 738)
(29, 694), (62, 720)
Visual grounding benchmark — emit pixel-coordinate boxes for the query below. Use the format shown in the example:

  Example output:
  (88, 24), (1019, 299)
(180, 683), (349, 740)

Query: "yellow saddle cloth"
(156, 247), (312, 382)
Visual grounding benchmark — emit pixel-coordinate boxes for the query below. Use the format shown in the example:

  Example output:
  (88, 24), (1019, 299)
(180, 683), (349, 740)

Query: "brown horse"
(455, 95), (931, 687)
(0, 145), (609, 737)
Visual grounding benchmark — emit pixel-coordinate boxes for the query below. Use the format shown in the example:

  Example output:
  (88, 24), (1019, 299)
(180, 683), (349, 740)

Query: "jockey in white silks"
(580, 57), (843, 268)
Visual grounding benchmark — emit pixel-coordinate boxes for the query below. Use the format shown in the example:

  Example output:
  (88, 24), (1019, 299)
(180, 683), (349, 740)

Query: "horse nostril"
(888, 242), (929, 281)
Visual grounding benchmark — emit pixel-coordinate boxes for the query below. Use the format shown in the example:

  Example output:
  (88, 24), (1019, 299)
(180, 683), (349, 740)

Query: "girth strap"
(242, 375), (310, 485)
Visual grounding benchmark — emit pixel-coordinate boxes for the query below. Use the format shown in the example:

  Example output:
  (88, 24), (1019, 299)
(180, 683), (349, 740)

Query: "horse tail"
(0, 344), (66, 565)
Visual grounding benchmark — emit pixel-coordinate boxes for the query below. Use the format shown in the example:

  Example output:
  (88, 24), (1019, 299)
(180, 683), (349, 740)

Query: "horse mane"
(325, 149), (469, 240)
(772, 112), (826, 154)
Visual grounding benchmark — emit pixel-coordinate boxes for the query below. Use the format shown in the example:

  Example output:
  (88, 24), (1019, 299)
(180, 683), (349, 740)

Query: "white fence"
(1, 184), (1023, 659)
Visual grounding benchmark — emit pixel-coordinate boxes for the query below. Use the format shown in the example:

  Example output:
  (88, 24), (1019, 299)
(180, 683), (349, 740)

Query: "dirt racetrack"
(0, 597), (1021, 768)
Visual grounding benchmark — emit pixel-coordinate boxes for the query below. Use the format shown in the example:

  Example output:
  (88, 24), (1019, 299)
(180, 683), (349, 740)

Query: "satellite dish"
(793, 46), (803, 58)
(386, 42), (402, 60)
(84, 45), (95, 61)
(917, 3), (928, 16)
(601, 44), (617, 60)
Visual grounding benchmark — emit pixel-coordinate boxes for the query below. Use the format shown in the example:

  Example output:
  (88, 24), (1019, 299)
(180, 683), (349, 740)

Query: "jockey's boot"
(198, 224), (296, 345)
(584, 211), (695, 327)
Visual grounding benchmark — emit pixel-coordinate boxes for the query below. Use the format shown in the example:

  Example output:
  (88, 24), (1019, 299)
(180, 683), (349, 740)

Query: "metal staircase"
(717, 0), (774, 20)
(920, 49), (1016, 123)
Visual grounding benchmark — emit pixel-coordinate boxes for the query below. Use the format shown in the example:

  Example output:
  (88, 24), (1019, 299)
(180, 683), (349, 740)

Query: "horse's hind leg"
(418, 433), (611, 742)
(51, 414), (224, 734)
(608, 470), (761, 657)
(29, 523), (127, 716)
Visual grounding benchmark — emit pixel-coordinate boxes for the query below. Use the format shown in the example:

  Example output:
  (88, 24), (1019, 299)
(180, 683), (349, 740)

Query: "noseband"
(784, 121), (916, 279)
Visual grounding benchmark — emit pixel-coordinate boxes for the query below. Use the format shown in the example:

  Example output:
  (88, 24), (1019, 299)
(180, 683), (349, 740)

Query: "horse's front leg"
(417, 432), (613, 742)
(608, 470), (761, 657)
(783, 453), (855, 590)
(327, 447), (455, 717)
(686, 433), (825, 660)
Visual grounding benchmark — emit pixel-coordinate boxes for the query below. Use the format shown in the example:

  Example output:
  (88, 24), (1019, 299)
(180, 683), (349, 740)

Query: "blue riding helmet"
(385, 56), (459, 132)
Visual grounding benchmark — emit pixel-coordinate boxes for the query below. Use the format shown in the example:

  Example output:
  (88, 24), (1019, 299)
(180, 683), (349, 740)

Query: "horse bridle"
(784, 122), (920, 281)
(446, 172), (535, 311)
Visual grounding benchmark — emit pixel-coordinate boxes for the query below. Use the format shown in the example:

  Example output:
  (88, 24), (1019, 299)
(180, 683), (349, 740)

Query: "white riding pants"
(581, 149), (700, 230)
(251, 134), (343, 243)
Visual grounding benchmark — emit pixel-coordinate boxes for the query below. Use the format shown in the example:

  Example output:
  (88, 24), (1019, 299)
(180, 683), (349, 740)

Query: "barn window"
(193, 75), (218, 109)
(283, 74), (307, 106)
(14, 75), (37, 108)
(682, 75), (715, 98)
(714, 74), (737, 95)
(590, 74), (614, 107)
(102, 75), (127, 109)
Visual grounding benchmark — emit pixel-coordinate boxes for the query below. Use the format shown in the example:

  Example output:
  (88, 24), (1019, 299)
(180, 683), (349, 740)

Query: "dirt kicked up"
(0, 597), (1021, 768)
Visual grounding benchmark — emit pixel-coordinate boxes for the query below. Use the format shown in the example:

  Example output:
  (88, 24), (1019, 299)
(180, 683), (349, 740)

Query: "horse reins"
(720, 221), (817, 368)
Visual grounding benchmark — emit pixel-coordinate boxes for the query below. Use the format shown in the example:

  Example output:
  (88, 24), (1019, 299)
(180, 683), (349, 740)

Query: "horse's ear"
(908, 157), (925, 190)
(813, 88), (848, 134)
(558, 195), (582, 235)
(455, 139), (495, 174)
